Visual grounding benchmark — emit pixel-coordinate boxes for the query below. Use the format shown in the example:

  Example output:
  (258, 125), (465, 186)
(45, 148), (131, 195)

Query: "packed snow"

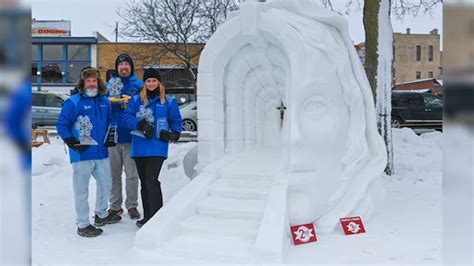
(32, 128), (442, 264)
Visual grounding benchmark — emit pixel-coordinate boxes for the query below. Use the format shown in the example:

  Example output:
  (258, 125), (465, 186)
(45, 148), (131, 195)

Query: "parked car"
(32, 91), (69, 127)
(391, 91), (443, 130)
(179, 101), (197, 132)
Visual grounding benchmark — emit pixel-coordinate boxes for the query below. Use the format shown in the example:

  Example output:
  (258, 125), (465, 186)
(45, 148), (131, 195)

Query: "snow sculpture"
(134, 0), (387, 262)
(197, 0), (387, 232)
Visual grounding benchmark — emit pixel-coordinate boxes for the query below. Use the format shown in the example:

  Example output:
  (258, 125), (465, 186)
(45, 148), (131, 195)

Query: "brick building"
(97, 42), (204, 104)
(393, 28), (442, 84)
(355, 28), (442, 85)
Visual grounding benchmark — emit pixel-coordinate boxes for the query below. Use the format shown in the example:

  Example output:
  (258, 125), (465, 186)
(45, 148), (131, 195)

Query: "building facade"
(393, 28), (442, 84)
(97, 42), (204, 104)
(32, 19), (98, 93)
(355, 28), (442, 85)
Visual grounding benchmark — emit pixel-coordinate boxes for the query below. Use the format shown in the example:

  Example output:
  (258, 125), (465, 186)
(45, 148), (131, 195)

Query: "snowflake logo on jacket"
(136, 105), (154, 125)
(107, 77), (123, 98)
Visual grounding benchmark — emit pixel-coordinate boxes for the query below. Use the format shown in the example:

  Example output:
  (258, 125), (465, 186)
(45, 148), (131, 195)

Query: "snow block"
(198, 120), (224, 141)
(197, 95), (224, 123)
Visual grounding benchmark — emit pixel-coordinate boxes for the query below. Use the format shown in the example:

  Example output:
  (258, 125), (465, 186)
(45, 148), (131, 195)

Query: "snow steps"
(159, 150), (282, 262)
(197, 195), (267, 220)
(218, 171), (276, 181)
(161, 232), (254, 263)
(208, 177), (272, 199)
(178, 214), (260, 240)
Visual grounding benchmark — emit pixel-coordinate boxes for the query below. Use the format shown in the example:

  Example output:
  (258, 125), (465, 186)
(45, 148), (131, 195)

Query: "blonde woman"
(121, 68), (182, 228)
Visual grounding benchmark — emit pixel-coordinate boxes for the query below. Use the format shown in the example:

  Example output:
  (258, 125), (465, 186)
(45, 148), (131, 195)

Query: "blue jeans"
(72, 159), (112, 229)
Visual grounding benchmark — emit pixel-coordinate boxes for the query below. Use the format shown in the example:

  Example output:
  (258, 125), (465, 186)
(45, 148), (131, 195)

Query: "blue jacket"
(4, 80), (31, 170)
(56, 93), (111, 163)
(106, 74), (143, 144)
(122, 95), (182, 158)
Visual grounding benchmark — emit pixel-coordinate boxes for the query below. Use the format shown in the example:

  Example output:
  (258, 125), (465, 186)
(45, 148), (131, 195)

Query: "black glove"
(137, 119), (154, 140)
(104, 140), (116, 147)
(159, 130), (180, 142)
(64, 137), (89, 152)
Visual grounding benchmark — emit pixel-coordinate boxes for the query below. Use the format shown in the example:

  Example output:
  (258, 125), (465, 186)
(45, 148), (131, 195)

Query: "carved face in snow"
(286, 53), (350, 228)
(282, 12), (386, 232)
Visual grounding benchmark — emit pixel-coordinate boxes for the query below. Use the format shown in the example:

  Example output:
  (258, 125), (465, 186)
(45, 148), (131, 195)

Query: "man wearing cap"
(106, 53), (143, 220)
(56, 68), (121, 237)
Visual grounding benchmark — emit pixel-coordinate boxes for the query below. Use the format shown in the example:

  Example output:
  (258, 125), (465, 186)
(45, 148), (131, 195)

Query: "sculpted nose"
(289, 109), (301, 143)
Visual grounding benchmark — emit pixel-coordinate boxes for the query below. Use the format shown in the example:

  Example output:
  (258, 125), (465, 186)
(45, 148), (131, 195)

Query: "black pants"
(134, 156), (165, 221)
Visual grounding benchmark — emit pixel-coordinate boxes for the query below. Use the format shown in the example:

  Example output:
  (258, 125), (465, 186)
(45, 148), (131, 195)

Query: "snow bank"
(32, 136), (68, 176)
(32, 128), (443, 264)
(392, 128), (442, 183)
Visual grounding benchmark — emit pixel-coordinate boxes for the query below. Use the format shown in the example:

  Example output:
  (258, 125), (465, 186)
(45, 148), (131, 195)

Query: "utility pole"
(115, 22), (118, 43)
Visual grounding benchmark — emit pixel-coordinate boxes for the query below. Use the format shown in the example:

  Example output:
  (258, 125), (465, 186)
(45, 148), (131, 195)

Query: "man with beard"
(56, 68), (120, 237)
(106, 53), (144, 220)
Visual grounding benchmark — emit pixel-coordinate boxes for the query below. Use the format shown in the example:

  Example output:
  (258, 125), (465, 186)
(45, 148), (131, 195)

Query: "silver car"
(32, 91), (69, 127)
(179, 101), (197, 132)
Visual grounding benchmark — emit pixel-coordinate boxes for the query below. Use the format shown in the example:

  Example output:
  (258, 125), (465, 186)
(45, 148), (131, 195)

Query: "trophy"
(131, 105), (155, 138)
(104, 123), (118, 144)
(107, 77), (131, 108)
(156, 117), (169, 138)
(74, 115), (98, 145)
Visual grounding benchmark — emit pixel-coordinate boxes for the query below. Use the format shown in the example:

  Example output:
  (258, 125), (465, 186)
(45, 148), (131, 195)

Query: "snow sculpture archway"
(196, 0), (387, 230)
(135, 0), (387, 263)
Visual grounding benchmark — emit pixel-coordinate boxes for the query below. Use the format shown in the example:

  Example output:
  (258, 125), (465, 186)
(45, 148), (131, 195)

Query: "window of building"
(429, 45), (433, 61)
(32, 63), (39, 83)
(67, 63), (90, 83)
(416, 45), (421, 61)
(147, 67), (197, 104)
(42, 45), (63, 60)
(32, 45), (38, 61)
(41, 63), (63, 83)
(428, 71), (434, 78)
(68, 45), (89, 61)
(157, 68), (197, 91)
(32, 43), (92, 86)
(416, 71), (421, 79)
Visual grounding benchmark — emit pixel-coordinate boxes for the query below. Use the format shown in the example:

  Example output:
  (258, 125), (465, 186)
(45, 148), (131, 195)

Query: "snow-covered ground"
(32, 128), (442, 265)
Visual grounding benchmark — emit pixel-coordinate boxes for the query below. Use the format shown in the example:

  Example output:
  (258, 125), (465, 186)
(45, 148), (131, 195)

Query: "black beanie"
(115, 53), (134, 76)
(143, 68), (162, 82)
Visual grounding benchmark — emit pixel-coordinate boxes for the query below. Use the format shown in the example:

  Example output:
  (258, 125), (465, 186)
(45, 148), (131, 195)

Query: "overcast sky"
(25, 0), (442, 46)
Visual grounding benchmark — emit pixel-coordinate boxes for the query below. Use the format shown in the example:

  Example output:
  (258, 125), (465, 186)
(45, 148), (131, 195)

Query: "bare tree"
(320, 0), (442, 175)
(118, 0), (237, 91)
(391, 0), (443, 19)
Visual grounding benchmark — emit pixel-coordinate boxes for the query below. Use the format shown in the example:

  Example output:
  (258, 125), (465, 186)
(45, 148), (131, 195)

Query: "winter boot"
(128, 208), (140, 220)
(107, 208), (124, 216)
(136, 218), (148, 228)
(77, 225), (103, 237)
(94, 213), (121, 227)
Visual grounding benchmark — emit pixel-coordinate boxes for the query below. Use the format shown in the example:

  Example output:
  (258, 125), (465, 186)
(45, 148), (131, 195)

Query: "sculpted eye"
(303, 97), (328, 116)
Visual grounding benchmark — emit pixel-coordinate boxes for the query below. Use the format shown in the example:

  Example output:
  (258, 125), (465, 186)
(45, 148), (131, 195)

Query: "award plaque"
(74, 115), (98, 145)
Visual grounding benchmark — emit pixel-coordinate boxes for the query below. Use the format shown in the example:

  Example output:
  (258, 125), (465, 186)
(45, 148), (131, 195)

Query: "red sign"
(290, 223), (317, 245)
(340, 216), (366, 235)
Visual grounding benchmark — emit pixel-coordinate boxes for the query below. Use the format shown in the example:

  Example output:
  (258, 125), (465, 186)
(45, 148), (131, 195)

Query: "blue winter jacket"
(106, 74), (143, 144)
(122, 95), (182, 158)
(4, 80), (31, 170)
(56, 93), (112, 163)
